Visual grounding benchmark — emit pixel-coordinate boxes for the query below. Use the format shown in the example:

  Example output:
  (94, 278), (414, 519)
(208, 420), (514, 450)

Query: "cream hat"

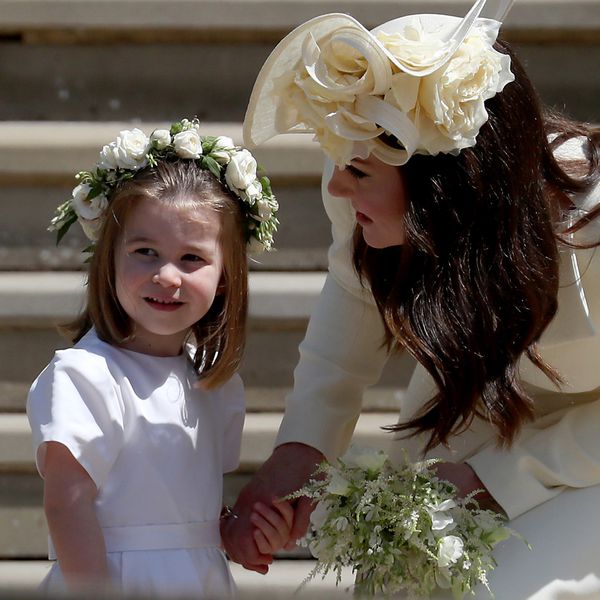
(244, 0), (515, 166)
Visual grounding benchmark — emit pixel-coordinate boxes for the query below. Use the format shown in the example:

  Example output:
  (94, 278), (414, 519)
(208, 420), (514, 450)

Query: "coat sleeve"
(276, 160), (390, 461)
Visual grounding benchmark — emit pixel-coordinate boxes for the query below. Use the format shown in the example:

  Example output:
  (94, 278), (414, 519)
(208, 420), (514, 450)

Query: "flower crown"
(49, 119), (279, 253)
(244, 0), (516, 166)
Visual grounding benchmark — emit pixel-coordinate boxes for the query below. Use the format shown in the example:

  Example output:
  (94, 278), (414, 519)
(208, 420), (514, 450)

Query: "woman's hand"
(433, 461), (506, 516)
(220, 442), (325, 574)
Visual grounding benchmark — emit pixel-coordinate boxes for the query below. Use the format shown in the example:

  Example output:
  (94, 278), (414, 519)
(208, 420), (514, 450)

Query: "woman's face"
(327, 155), (407, 248)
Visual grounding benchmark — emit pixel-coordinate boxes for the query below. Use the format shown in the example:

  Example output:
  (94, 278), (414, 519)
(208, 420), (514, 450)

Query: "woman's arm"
(43, 442), (110, 589)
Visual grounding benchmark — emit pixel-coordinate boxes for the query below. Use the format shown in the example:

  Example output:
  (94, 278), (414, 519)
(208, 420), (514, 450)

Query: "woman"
(223, 0), (600, 596)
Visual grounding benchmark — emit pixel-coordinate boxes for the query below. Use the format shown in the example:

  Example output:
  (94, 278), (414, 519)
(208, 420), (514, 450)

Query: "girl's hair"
(65, 160), (248, 389)
(353, 39), (600, 452)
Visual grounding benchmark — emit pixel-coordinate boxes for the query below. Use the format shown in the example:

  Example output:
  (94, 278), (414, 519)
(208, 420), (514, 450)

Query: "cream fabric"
(27, 329), (244, 598)
(276, 142), (600, 597)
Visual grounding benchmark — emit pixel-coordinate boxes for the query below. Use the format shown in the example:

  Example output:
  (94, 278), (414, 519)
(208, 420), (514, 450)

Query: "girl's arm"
(43, 442), (110, 589)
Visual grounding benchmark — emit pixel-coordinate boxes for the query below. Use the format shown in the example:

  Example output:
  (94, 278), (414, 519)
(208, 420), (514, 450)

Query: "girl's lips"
(144, 297), (183, 312)
(355, 211), (372, 225)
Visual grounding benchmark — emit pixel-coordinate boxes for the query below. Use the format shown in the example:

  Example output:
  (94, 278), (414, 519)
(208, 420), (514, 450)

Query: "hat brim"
(243, 9), (501, 149)
(243, 13), (366, 148)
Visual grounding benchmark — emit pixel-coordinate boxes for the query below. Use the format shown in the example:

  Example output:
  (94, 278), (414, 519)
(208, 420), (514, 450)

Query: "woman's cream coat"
(276, 140), (600, 521)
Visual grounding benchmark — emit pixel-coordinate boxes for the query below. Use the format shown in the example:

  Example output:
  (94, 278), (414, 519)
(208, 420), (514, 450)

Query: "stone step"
(2, 0), (598, 39)
(0, 270), (416, 389)
(0, 559), (355, 596)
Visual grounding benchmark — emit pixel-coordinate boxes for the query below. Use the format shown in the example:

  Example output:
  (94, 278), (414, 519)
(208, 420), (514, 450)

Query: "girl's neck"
(117, 329), (187, 357)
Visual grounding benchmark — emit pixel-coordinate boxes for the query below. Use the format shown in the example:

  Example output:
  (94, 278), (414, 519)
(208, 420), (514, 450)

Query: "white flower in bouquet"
(287, 445), (523, 599)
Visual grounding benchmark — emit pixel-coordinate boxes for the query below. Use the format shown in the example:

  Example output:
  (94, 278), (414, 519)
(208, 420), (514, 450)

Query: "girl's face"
(327, 155), (407, 248)
(114, 196), (224, 356)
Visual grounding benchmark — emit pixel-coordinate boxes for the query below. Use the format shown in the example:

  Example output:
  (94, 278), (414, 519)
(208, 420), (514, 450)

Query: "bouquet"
(288, 446), (521, 599)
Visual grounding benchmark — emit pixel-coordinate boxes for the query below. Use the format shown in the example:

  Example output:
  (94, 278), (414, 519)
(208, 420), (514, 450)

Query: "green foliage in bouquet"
(288, 446), (523, 599)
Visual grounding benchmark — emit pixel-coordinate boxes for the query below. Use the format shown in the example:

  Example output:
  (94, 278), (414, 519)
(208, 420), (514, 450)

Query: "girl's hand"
(433, 461), (506, 516)
(251, 500), (294, 555)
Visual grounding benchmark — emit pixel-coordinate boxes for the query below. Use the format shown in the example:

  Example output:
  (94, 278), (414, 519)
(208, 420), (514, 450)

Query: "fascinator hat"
(244, 0), (515, 166)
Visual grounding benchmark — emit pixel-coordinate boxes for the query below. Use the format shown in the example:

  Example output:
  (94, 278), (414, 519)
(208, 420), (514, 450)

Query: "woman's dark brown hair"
(65, 160), (248, 389)
(353, 40), (600, 452)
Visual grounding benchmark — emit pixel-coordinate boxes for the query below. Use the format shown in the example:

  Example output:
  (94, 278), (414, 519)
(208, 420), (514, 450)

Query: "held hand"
(251, 500), (294, 555)
(221, 442), (325, 573)
(433, 462), (506, 516)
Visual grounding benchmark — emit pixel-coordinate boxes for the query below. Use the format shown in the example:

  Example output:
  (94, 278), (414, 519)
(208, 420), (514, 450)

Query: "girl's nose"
(327, 166), (352, 199)
(152, 263), (182, 287)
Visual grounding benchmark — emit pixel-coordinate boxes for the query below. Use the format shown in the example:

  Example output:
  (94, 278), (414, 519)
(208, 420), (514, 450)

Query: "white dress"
(27, 328), (245, 598)
(276, 141), (600, 598)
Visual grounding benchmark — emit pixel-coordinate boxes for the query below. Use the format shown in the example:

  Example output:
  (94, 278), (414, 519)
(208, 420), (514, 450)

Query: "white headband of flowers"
(244, 0), (515, 166)
(49, 119), (279, 253)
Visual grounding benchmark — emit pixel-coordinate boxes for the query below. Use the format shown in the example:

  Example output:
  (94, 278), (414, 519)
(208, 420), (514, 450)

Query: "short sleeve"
(217, 373), (245, 473)
(26, 349), (125, 489)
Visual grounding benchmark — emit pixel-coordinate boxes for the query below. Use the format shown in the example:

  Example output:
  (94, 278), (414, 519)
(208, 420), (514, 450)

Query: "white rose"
(79, 217), (104, 241)
(98, 128), (150, 171)
(71, 183), (108, 221)
(326, 471), (350, 496)
(255, 198), (272, 222)
(309, 501), (331, 530)
(240, 180), (263, 206)
(173, 129), (203, 159)
(225, 149), (257, 191)
(417, 31), (514, 154)
(437, 535), (464, 567)
(151, 129), (171, 149)
(343, 446), (388, 472)
(427, 499), (456, 532)
(212, 135), (236, 165)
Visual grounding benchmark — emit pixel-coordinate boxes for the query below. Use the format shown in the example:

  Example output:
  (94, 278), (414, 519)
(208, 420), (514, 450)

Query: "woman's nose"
(152, 263), (182, 287)
(327, 166), (352, 199)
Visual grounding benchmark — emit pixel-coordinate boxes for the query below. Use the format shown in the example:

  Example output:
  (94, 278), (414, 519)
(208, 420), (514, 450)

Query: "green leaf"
(202, 156), (222, 180)
(55, 212), (78, 245)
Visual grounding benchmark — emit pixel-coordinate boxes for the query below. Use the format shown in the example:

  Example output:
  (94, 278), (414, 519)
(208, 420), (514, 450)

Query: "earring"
(152, 274), (160, 283)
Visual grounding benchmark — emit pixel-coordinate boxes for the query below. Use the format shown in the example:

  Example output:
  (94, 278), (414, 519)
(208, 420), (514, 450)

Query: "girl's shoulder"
(33, 329), (119, 394)
(209, 372), (245, 409)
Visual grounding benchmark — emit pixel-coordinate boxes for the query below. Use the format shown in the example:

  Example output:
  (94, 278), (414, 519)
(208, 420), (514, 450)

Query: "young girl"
(27, 119), (283, 597)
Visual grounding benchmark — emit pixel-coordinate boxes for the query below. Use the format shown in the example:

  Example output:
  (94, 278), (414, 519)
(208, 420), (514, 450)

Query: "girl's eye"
(347, 164), (367, 179)
(134, 247), (157, 257)
(182, 254), (204, 263)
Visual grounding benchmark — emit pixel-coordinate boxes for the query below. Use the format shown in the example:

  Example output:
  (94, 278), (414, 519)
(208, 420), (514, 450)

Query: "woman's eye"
(347, 164), (367, 179)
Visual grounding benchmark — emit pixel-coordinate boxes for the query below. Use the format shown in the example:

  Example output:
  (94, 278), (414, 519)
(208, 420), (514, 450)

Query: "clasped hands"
(220, 443), (504, 574)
